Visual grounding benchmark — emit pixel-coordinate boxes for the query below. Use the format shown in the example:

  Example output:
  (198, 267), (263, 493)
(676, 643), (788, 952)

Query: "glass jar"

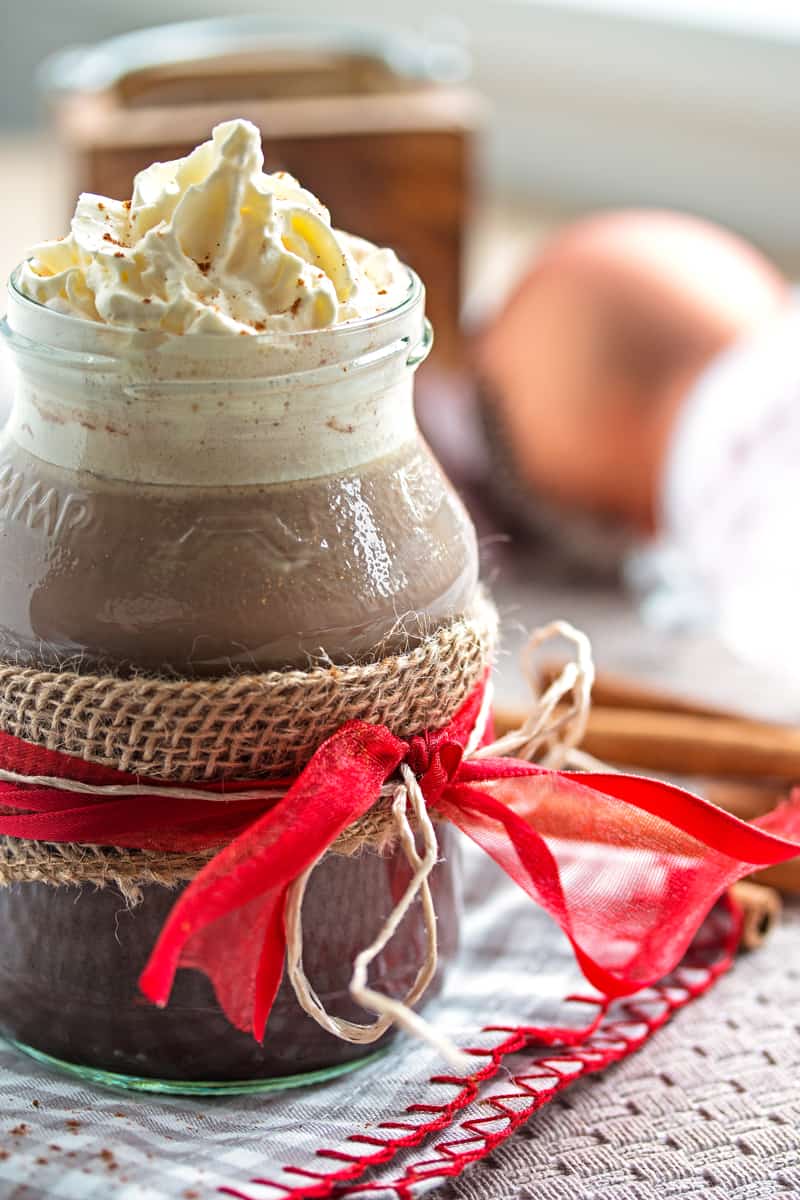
(0, 269), (478, 1093)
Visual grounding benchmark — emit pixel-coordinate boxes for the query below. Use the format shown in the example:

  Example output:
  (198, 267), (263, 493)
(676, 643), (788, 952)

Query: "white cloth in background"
(631, 304), (800, 690)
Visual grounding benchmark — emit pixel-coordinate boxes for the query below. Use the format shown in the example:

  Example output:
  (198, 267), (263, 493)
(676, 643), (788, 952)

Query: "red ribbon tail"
(139, 721), (407, 1040)
(440, 766), (800, 998)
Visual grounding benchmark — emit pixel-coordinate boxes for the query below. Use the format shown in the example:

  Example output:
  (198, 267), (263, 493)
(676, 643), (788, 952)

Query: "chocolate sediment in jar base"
(0, 436), (477, 673)
(0, 828), (461, 1080)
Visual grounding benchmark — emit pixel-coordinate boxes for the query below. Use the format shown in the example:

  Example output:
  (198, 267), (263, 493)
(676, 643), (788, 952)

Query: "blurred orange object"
(477, 211), (788, 536)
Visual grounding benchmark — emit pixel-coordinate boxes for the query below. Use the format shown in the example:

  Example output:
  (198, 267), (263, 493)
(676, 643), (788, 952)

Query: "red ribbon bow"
(0, 679), (799, 1040)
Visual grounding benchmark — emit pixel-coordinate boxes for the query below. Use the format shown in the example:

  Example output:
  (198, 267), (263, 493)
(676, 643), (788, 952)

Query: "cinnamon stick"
(730, 881), (782, 950)
(701, 780), (785, 821)
(539, 662), (729, 718)
(581, 707), (800, 783)
(493, 704), (800, 784)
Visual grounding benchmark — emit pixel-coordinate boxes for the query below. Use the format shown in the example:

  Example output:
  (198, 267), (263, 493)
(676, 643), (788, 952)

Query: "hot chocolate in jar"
(0, 120), (489, 1091)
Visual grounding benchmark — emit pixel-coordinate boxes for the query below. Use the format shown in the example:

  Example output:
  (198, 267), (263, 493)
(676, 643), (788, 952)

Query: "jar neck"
(1, 272), (430, 486)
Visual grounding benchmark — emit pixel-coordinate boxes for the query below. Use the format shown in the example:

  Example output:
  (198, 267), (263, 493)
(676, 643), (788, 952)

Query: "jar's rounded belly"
(0, 435), (478, 672)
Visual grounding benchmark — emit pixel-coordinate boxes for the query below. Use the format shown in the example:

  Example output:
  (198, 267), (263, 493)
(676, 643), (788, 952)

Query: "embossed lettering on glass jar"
(0, 269), (479, 1091)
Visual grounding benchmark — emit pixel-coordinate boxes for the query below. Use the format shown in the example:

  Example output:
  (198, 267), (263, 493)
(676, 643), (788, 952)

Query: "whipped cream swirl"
(18, 120), (407, 335)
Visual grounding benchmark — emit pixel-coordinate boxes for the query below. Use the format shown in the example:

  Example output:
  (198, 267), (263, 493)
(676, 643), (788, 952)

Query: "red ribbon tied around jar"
(0, 671), (798, 1048)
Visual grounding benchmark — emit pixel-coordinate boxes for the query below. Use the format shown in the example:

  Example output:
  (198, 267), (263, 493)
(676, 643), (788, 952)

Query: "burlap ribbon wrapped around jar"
(0, 594), (499, 896)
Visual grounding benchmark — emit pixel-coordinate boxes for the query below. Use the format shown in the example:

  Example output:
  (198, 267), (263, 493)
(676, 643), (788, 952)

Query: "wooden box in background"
(45, 28), (482, 366)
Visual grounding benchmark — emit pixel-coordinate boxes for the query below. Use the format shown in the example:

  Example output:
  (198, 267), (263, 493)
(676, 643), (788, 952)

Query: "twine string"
(285, 620), (594, 1066)
(284, 772), (441, 1044)
(0, 770), (287, 804)
(284, 765), (472, 1068)
(473, 619), (594, 767)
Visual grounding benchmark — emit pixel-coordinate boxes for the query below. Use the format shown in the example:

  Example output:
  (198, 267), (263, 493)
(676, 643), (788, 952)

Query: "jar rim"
(1, 261), (430, 486)
(2, 264), (428, 385)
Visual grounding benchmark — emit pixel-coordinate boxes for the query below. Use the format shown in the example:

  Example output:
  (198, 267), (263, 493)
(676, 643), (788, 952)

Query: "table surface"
(437, 904), (800, 1200)
(0, 134), (798, 1200)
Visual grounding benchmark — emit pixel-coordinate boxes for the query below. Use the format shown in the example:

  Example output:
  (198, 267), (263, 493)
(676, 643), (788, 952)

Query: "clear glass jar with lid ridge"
(0, 268), (478, 1092)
